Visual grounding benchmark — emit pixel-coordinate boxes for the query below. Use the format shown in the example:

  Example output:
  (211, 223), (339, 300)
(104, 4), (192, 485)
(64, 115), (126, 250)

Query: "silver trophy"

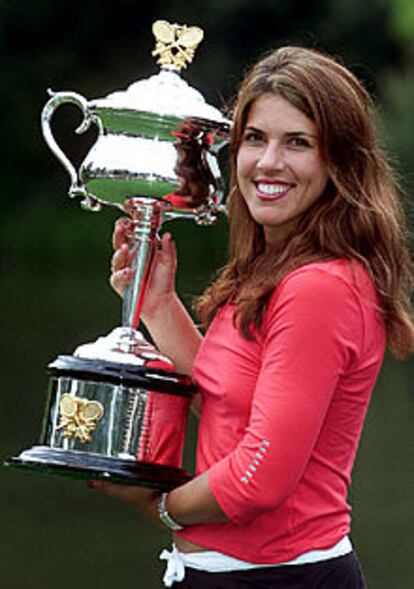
(7, 21), (229, 490)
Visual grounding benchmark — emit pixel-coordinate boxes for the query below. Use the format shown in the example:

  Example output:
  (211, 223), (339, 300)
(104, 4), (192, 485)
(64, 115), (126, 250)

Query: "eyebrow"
(285, 131), (318, 139)
(244, 126), (317, 139)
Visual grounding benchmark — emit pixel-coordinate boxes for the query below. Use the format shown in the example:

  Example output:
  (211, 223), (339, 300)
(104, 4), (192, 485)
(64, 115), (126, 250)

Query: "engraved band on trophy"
(6, 21), (230, 490)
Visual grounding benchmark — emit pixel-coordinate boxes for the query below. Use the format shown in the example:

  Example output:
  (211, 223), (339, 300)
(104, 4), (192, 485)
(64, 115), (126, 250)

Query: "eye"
(242, 129), (264, 143)
(288, 136), (312, 149)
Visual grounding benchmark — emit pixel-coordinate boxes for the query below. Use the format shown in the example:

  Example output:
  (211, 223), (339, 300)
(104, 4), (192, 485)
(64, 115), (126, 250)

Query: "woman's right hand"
(110, 218), (178, 322)
(111, 217), (202, 375)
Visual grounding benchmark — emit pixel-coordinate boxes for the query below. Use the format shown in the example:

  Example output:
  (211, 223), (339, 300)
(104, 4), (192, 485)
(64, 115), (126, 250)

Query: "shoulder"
(263, 259), (381, 346)
(257, 259), (385, 371)
(271, 258), (378, 309)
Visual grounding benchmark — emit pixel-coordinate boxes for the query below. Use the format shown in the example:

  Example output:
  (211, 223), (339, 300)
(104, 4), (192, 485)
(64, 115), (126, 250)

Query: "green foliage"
(380, 69), (414, 199)
(388, 0), (414, 43)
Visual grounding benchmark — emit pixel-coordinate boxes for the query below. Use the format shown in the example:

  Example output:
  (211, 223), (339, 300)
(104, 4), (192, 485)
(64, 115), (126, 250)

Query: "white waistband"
(160, 536), (352, 587)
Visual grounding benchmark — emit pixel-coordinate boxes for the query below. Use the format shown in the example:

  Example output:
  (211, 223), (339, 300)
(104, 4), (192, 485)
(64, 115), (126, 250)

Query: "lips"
(254, 180), (294, 200)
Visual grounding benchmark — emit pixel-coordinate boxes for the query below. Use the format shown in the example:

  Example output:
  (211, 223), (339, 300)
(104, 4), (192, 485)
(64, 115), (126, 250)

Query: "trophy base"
(5, 446), (191, 491)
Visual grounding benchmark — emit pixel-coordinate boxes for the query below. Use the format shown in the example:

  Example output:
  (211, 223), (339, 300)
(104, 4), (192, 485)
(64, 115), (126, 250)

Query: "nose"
(257, 141), (285, 172)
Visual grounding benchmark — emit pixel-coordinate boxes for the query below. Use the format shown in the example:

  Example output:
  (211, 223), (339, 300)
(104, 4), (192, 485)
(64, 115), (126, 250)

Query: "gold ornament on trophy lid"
(152, 20), (204, 71)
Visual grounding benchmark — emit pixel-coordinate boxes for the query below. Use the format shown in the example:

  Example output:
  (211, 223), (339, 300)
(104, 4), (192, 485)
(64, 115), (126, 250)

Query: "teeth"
(257, 183), (290, 195)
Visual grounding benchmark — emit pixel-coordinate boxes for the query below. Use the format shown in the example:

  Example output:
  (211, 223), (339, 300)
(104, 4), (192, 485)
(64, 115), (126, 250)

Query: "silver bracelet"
(158, 492), (184, 531)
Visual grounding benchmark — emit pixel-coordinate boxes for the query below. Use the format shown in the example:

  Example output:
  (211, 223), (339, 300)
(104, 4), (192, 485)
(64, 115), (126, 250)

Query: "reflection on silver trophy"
(7, 21), (230, 490)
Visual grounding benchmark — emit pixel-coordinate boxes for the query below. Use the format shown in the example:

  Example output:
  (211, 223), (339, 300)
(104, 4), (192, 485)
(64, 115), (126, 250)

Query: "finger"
(110, 268), (133, 297)
(111, 243), (130, 272)
(88, 480), (159, 503)
(159, 232), (176, 261)
(113, 218), (134, 250)
(88, 480), (138, 502)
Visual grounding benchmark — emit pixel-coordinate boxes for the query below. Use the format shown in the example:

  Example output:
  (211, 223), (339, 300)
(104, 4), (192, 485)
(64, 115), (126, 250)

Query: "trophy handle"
(41, 90), (102, 200)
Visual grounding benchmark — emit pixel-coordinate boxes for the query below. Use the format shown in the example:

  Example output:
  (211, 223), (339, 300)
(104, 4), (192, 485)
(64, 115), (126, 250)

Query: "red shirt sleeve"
(207, 267), (364, 524)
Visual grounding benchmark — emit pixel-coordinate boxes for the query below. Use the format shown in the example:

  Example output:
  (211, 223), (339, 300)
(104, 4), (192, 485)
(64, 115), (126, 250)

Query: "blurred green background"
(1, 1), (413, 587)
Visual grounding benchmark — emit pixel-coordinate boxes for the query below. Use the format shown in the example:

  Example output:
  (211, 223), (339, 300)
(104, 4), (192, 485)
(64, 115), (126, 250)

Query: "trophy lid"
(89, 21), (227, 124)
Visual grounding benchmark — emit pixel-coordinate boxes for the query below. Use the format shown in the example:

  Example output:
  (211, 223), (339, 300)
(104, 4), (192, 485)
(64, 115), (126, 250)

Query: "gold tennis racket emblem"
(57, 394), (104, 443)
(152, 20), (204, 71)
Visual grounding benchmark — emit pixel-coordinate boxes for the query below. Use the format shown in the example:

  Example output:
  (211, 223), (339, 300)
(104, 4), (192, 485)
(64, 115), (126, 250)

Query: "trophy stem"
(122, 198), (163, 330)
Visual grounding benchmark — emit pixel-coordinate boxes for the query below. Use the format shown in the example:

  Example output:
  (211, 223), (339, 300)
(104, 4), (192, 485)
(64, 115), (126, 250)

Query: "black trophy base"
(5, 446), (192, 491)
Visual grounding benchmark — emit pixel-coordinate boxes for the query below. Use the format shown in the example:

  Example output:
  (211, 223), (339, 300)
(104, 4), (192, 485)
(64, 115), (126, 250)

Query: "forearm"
(166, 470), (228, 526)
(142, 293), (203, 375)
(89, 470), (228, 529)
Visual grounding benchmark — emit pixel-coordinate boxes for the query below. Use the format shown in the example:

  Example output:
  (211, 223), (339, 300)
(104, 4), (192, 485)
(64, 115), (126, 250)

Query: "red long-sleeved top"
(177, 259), (386, 563)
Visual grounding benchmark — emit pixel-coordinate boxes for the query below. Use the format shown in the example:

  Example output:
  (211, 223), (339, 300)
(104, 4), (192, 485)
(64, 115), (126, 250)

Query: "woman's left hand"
(88, 471), (228, 528)
(88, 480), (161, 523)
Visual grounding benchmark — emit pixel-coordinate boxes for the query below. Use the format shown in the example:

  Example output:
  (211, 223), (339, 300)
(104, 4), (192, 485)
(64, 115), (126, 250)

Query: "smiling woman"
(236, 93), (328, 243)
(103, 46), (414, 589)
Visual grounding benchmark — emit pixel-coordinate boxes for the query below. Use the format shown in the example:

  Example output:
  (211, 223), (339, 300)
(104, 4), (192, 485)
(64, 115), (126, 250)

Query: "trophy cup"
(6, 21), (229, 490)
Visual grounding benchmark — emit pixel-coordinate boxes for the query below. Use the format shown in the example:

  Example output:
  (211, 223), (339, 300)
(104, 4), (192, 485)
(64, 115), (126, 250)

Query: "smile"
(255, 182), (293, 199)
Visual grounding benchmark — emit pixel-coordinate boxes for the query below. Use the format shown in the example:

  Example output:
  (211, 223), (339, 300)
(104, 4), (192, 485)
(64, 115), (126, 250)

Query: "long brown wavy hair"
(195, 46), (414, 359)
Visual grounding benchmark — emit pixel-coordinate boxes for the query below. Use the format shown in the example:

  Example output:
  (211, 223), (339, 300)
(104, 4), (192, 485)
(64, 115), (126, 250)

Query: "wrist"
(158, 492), (185, 531)
(141, 292), (179, 325)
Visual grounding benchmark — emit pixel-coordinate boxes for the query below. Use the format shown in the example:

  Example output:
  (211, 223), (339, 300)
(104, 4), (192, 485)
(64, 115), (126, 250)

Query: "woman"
(90, 47), (414, 588)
